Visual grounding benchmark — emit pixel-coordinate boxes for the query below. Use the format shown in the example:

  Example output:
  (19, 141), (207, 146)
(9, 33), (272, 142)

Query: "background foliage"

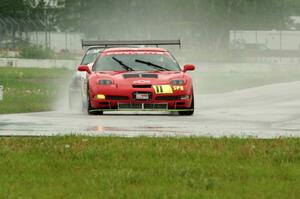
(1, 0), (300, 53)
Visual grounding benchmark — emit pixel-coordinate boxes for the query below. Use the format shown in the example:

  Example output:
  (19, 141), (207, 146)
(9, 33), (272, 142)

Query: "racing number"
(153, 85), (173, 94)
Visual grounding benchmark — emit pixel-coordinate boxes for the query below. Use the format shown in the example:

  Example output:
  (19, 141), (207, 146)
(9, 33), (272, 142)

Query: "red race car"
(78, 40), (195, 115)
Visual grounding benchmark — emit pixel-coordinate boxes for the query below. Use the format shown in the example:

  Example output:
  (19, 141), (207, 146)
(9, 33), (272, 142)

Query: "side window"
(81, 49), (102, 65)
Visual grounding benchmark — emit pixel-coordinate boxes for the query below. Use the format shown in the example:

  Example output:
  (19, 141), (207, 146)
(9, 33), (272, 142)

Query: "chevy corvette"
(77, 40), (195, 115)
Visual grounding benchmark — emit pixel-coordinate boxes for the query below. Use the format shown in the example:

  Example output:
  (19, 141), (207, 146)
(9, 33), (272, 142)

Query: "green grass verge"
(0, 136), (299, 198)
(0, 67), (72, 114)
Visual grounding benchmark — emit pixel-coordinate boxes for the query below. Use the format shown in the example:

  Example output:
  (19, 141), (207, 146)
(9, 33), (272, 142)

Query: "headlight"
(98, 80), (113, 85)
(171, 79), (185, 85)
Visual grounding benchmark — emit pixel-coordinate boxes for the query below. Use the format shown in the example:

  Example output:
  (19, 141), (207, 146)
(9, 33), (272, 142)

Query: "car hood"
(94, 71), (184, 85)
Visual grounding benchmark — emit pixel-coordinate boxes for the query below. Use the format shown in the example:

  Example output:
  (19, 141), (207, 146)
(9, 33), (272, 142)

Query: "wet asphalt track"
(1, 81), (300, 138)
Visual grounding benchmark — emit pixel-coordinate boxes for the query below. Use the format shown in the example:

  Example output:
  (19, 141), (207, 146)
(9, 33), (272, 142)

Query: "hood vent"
(123, 73), (158, 79)
(141, 74), (158, 78)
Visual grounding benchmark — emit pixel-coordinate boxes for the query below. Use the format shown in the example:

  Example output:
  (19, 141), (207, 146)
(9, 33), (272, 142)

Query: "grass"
(0, 136), (299, 198)
(0, 67), (71, 114)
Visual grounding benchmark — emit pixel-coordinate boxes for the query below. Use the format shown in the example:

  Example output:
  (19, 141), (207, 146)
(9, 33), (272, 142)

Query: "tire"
(178, 93), (194, 116)
(87, 101), (103, 115)
(89, 111), (104, 115)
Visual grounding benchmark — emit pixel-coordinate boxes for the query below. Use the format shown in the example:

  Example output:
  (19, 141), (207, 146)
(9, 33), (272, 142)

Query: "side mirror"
(77, 65), (91, 74)
(183, 64), (195, 72)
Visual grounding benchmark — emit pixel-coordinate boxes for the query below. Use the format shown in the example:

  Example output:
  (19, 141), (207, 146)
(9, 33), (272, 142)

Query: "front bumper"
(89, 85), (193, 111)
(90, 102), (194, 113)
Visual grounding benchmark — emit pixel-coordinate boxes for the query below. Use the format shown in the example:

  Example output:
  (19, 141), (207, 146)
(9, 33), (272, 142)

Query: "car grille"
(106, 96), (130, 100)
(132, 84), (152, 88)
(118, 103), (168, 110)
(144, 103), (168, 109)
(156, 96), (181, 100)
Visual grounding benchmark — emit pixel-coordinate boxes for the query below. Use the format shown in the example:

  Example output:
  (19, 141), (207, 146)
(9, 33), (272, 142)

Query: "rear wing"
(81, 40), (181, 49)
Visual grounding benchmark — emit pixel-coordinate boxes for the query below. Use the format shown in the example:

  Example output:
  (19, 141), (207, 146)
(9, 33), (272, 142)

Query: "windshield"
(93, 53), (180, 71)
(81, 48), (102, 65)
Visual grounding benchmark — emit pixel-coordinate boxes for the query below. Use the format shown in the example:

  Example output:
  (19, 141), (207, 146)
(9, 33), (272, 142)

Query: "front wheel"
(88, 103), (103, 115)
(86, 100), (103, 115)
(178, 94), (194, 116)
(86, 87), (103, 115)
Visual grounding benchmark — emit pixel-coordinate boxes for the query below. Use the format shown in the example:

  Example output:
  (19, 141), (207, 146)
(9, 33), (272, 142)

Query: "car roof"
(102, 47), (168, 53)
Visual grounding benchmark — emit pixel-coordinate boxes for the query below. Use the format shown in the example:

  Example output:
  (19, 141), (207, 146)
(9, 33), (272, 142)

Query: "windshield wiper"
(112, 57), (134, 71)
(135, 59), (170, 71)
